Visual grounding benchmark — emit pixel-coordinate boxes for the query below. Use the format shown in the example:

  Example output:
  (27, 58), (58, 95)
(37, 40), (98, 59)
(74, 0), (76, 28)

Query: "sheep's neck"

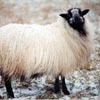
(78, 27), (87, 37)
(70, 23), (87, 37)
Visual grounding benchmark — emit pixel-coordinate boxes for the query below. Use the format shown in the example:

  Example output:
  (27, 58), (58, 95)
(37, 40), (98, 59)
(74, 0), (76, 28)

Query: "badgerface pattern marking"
(60, 8), (89, 36)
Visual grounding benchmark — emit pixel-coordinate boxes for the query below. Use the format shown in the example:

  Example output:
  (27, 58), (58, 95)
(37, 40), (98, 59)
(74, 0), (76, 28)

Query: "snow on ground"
(0, 0), (100, 99)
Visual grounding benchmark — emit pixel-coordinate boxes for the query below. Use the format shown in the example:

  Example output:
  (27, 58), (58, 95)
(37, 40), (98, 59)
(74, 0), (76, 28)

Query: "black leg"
(61, 76), (70, 95)
(31, 73), (43, 79)
(4, 77), (14, 98)
(54, 76), (60, 93)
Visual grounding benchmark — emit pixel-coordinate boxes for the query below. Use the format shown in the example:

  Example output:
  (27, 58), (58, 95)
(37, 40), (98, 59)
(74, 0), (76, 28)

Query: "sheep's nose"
(73, 15), (82, 23)
(75, 16), (79, 21)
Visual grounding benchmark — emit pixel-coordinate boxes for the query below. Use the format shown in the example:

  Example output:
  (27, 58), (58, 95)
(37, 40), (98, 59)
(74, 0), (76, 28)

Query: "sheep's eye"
(67, 13), (72, 19)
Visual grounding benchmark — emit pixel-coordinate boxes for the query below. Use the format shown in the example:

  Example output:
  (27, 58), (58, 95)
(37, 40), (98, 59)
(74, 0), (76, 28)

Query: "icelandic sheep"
(0, 8), (94, 98)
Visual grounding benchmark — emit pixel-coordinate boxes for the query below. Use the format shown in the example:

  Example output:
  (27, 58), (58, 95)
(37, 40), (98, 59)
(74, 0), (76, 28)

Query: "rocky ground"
(0, 0), (100, 100)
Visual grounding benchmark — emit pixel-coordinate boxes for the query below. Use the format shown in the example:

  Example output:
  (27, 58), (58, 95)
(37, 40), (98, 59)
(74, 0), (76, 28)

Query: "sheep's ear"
(60, 13), (68, 19)
(82, 9), (89, 16)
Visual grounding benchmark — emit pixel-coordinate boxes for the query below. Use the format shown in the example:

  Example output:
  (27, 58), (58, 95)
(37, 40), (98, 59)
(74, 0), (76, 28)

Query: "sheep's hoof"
(62, 88), (70, 95)
(61, 76), (70, 95)
(54, 76), (60, 93)
(4, 78), (14, 98)
(54, 87), (60, 93)
(8, 96), (14, 99)
(54, 82), (60, 93)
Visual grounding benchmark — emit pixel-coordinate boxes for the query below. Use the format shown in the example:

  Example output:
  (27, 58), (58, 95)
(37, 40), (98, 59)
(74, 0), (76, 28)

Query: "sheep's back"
(0, 24), (66, 78)
(0, 19), (93, 78)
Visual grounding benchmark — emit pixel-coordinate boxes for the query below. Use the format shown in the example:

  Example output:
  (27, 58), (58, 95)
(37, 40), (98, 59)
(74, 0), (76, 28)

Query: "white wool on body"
(0, 16), (94, 78)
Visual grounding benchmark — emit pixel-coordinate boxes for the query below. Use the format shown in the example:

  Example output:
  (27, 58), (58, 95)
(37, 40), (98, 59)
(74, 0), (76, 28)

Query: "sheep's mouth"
(69, 17), (84, 31)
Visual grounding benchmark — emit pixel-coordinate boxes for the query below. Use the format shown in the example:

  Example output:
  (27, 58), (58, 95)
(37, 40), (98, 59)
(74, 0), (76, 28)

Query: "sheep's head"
(60, 8), (89, 33)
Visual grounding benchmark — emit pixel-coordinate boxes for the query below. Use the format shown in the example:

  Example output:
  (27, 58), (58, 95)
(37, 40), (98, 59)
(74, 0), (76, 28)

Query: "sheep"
(54, 8), (94, 95)
(0, 7), (94, 98)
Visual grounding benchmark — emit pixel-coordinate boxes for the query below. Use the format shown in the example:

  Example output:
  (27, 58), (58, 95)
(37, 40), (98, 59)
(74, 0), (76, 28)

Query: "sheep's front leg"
(61, 76), (70, 95)
(54, 76), (60, 93)
(4, 77), (14, 98)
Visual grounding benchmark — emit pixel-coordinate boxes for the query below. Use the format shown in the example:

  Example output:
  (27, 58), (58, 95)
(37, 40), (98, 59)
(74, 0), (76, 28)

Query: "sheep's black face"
(60, 8), (89, 35)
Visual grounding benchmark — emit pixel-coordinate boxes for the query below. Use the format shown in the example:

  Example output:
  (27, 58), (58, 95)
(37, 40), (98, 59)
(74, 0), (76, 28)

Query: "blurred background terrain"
(0, 0), (100, 99)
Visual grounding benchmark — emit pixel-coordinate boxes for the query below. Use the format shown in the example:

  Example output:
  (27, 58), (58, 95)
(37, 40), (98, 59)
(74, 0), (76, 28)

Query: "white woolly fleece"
(0, 16), (94, 78)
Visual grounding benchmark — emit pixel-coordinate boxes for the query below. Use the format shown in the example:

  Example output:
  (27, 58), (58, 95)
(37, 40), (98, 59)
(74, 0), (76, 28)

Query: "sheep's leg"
(4, 77), (14, 98)
(31, 73), (43, 79)
(54, 76), (60, 93)
(61, 76), (70, 95)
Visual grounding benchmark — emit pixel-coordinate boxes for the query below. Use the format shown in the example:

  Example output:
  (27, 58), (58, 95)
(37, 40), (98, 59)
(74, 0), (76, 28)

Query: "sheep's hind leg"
(54, 76), (60, 93)
(61, 76), (70, 95)
(4, 77), (14, 98)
